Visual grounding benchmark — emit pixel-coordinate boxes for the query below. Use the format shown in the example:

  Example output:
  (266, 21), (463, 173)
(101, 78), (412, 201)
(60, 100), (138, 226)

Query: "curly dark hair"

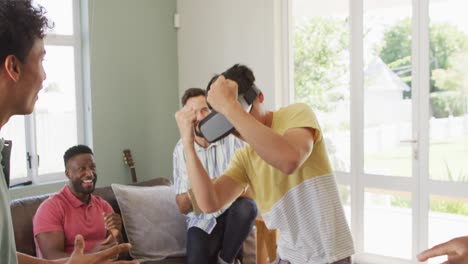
(63, 145), (94, 168)
(181, 87), (206, 106)
(206, 64), (256, 95)
(222, 64), (256, 95)
(0, 0), (53, 64)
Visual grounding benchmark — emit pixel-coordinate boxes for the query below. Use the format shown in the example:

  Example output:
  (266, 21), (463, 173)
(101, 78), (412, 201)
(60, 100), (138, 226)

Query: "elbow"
(177, 206), (187, 214)
(175, 199), (189, 214)
(280, 155), (301, 175)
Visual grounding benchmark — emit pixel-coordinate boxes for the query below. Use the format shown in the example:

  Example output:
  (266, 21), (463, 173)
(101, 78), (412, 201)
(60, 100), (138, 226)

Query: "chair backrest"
(10, 194), (50, 256)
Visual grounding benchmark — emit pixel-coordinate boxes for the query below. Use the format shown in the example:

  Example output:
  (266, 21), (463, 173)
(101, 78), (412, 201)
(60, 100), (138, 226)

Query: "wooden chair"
(255, 217), (278, 264)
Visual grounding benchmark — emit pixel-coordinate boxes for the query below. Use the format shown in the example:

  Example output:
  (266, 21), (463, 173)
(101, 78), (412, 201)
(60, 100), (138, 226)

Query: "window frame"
(285, 0), (468, 263)
(8, 0), (87, 186)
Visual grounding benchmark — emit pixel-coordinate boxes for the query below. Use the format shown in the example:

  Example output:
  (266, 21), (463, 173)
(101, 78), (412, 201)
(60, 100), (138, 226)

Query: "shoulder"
(278, 103), (313, 115)
(37, 196), (58, 211)
(35, 193), (65, 220)
(276, 103), (317, 122)
(40, 190), (67, 209)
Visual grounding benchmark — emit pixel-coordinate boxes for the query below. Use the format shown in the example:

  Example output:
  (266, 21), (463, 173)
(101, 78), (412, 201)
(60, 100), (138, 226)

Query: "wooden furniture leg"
(256, 217), (277, 264)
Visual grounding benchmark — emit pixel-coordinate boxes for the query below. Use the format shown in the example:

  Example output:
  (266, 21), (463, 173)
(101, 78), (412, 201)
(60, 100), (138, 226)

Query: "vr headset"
(197, 79), (260, 143)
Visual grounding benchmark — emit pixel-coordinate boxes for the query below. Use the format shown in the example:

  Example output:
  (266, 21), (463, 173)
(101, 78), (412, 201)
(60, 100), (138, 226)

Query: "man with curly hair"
(0, 1), (136, 263)
(175, 64), (355, 264)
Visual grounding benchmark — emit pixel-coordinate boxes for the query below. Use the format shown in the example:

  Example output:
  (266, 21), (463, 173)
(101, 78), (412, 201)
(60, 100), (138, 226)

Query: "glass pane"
(35, 0), (73, 35)
(364, 188), (412, 259)
(292, 0), (350, 172)
(36, 46), (77, 175)
(363, 1), (413, 177)
(428, 0), (468, 182)
(428, 195), (468, 264)
(0, 116), (28, 181)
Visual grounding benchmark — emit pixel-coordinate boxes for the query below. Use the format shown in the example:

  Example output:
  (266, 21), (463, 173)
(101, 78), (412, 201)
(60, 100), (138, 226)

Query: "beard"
(71, 174), (98, 195)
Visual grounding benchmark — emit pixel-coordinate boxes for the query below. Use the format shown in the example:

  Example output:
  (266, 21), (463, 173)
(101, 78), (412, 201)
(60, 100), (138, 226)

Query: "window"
(290, 0), (468, 263)
(0, 0), (86, 186)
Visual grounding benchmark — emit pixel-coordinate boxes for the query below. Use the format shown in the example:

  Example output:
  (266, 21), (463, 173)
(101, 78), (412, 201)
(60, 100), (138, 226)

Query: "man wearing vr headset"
(173, 87), (257, 264)
(175, 64), (355, 264)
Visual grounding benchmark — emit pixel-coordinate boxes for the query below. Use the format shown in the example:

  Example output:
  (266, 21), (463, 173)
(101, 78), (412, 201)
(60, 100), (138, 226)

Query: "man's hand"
(61, 234), (138, 264)
(175, 105), (197, 145)
(417, 236), (468, 263)
(90, 234), (118, 253)
(207, 75), (240, 115)
(104, 212), (122, 238)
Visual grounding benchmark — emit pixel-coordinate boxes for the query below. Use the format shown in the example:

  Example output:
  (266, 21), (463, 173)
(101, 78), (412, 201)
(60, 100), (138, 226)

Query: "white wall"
(176, 0), (287, 110)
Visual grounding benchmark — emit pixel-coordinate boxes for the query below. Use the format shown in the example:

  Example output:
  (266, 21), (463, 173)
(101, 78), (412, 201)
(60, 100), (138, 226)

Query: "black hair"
(181, 88), (206, 106)
(0, 0), (53, 64)
(205, 65), (259, 109)
(63, 145), (93, 167)
(221, 64), (256, 95)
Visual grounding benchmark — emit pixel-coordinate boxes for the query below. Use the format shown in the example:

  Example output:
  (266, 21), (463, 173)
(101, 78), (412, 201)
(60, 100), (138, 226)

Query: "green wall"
(10, 0), (179, 200)
(89, 0), (179, 186)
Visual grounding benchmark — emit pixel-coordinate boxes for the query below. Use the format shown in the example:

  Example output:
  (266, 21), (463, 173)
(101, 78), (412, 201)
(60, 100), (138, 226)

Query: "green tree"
(378, 18), (468, 93)
(294, 17), (348, 113)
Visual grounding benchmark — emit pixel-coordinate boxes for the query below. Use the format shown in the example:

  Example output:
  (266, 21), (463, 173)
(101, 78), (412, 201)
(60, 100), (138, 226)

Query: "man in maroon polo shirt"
(33, 145), (122, 260)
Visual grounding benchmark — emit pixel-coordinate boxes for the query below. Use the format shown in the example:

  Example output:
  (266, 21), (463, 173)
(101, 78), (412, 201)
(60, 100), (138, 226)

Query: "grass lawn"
(365, 135), (468, 181)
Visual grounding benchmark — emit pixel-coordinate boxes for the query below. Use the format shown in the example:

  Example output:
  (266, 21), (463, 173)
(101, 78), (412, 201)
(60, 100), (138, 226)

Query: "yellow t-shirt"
(224, 103), (354, 263)
(224, 103), (332, 213)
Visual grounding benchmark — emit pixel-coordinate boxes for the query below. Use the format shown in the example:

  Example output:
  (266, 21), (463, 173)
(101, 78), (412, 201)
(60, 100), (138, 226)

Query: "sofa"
(10, 177), (256, 264)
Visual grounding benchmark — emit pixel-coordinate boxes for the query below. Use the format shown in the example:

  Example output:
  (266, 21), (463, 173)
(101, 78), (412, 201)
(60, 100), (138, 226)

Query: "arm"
(103, 212), (122, 242)
(225, 106), (314, 174)
(175, 192), (192, 214)
(208, 76), (315, 174)
(17, 253), (54, 264)
(17, 236), (138, 264)
(175, 105), (245, 213)
(35, 231), (70, 259)
(173, 144), (193, 214)
(183, 142), (244, 213)
(63, 235), (138, 264)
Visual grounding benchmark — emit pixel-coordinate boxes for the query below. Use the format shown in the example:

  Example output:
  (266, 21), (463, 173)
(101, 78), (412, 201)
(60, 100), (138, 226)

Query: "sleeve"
(283, 103), (323, 142)
(173, 142), (188, 195)
(223, 147), (250, 189)
(33, 198), (64, 236)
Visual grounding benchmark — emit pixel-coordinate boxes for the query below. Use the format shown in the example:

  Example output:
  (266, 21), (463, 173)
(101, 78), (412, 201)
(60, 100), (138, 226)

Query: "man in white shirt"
(173, 87), (257, 264)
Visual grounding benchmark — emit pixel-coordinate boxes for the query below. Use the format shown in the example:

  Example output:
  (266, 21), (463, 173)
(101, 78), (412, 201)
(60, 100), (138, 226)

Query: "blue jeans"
(186, 197), (258, 264)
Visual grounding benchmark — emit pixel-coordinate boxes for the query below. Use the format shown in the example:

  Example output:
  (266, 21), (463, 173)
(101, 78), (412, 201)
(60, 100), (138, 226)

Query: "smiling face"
(65, 153), (98, 201)
(14, 38), (47, 115)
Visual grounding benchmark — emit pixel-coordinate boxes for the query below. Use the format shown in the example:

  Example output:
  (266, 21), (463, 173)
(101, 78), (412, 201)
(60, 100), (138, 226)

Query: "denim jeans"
(272, 256), (352, 264)
(186, 197), (258, 264)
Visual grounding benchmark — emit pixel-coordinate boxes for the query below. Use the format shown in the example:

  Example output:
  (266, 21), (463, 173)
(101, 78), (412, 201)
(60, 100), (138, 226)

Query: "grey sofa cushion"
(112, 184), (186, 263)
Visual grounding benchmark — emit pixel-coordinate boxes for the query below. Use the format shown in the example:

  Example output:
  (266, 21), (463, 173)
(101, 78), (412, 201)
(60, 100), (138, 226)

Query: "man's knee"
(231, 197), (258, 222)
(186, 226), (207, 245)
